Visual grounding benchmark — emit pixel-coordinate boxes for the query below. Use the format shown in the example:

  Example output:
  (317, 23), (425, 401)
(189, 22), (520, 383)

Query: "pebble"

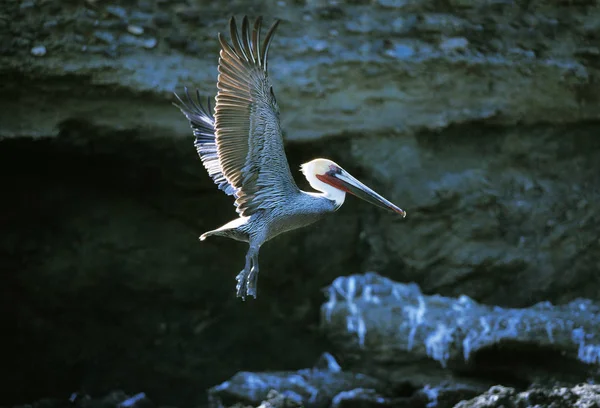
(385, 42), (415, 59)
(127, 25), (144, 35)
(142, 37), (157, 49)
(440, 37), (469, 52)
(311, 40), (328, 52)
(30, 45), (46, 57)
(94, 31), (116, 44)
(419, 14), (469, 34)
(105, 5), (127, 20)
(120, 34), (157, 49)
(377, 0), (409, 8)
(508, 47), (535, 58)
(119, 34), (141, 46)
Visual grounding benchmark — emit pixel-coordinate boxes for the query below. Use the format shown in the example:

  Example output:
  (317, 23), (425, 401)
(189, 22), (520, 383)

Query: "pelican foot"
(235, 268), (258, 300)
(246, 266), (258, 298)
(235, 270), (248, 301)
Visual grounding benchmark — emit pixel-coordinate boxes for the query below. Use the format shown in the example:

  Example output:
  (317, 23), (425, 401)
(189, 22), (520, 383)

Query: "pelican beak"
(323, 168), (407, 217)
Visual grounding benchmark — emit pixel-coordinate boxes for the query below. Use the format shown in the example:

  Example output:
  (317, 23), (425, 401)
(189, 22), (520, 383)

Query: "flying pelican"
(174, 16), (406, 300)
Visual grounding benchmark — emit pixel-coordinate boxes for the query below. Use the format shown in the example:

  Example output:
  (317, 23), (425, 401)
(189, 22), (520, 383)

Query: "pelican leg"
(246, 251), (260, 299)
(235, 251), (253, 301)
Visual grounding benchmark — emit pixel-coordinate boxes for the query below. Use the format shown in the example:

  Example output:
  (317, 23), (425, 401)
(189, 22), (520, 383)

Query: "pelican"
(174, 16), (406, 300)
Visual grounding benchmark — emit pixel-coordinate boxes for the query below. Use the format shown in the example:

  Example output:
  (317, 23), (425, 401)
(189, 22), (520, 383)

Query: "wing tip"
(173, 86), (214, 122)
(219, 15), (280, 71)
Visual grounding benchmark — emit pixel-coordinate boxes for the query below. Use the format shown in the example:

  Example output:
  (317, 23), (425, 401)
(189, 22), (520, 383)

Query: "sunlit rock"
(321, 273), (600, 381)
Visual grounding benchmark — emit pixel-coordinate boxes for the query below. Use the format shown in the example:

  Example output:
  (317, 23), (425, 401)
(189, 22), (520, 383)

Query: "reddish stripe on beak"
(316, 173), (350, 193)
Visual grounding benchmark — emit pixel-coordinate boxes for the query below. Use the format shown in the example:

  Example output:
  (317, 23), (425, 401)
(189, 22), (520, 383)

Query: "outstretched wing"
(173, 88), (238, 197)
(213, 15), (299, 216)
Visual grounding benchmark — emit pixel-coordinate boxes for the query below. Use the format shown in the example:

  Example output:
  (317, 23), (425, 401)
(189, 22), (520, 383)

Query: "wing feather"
(173, 88), (238, 198)
(214, 15), (299, 216)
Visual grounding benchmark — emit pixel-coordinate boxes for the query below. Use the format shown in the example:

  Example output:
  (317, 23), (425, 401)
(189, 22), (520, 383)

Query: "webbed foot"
(235, 266), (259, 300)
(235, 246), (260, 301)
(246, 266), (259, 298)
(235, 270), (249, 300)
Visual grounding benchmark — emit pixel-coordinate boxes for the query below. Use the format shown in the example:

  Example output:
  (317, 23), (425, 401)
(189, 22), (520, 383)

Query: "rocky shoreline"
(6, 274), (600, 407)
(8, 384), (600, 408)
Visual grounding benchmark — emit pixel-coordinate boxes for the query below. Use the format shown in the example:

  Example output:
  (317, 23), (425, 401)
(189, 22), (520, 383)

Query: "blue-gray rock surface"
(455, 384), (600, 408)
(321, 273), (600, 389)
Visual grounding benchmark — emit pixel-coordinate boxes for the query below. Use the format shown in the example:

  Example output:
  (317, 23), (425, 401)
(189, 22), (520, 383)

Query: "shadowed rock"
(207, 352), (482, 408)
(207, 354), (388, 408)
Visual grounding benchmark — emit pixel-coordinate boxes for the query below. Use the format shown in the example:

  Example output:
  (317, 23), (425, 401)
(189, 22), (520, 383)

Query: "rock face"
(3, 0), (600, 141)
(353, 127), (600, 308)
(455, 384), (600, 408)
(207, 355), (390, 408)
(5, 391), (155, 408)
(192, 273), (600, 408)
(320, 273), (600, 389)
(7, 383), (600, 408)
(3, 0), (600, 406)
(2, 0), (600, 309)
(207, 361), (483, 408)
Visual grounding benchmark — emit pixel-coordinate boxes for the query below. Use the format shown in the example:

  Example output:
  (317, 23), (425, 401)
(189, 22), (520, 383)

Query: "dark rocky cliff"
(2, 0), (600, 407)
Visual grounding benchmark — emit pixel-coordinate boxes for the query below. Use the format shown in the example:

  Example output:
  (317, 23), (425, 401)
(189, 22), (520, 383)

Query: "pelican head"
(300, 158), (407, 217)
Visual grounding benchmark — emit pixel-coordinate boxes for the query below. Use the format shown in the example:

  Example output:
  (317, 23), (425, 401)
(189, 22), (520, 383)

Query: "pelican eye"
(327, 165), (341, 175)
